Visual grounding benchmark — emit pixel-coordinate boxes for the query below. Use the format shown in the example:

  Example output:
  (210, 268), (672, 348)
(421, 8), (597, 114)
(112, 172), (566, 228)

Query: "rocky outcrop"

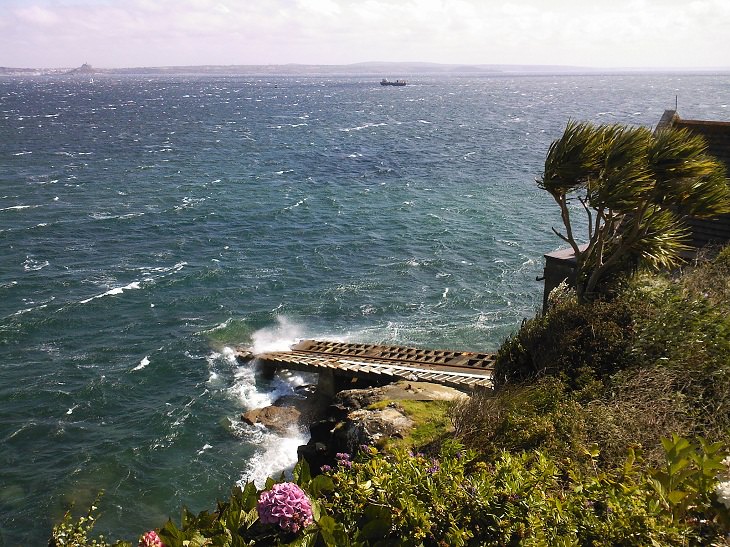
(241, 378), (469, 472)
(240, 384), (325, 434)
(242, 406), (302, 434)
(298, 381), (468, 473)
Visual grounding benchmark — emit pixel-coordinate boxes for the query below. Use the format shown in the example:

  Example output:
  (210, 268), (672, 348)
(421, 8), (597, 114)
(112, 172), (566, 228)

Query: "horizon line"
(2, 61), (730, 72)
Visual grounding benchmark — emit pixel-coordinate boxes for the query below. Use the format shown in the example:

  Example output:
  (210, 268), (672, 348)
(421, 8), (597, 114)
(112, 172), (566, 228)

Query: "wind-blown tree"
(539, 120), (730, 302)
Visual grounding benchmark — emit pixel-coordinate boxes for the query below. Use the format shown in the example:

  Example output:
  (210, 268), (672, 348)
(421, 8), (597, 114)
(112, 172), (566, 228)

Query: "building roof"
(656, 110), (730, 249)
(656, 110), (730, 168)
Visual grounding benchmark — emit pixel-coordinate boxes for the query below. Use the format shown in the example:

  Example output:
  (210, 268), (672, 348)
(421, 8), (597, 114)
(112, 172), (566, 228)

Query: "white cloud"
(0, 0), (728, 68)
(14, 5), (60, 26)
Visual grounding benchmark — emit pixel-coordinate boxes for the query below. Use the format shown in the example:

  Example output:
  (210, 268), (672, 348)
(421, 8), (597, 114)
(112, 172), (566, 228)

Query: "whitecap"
(283, 198), (306, 210)
(80, 281), (141, 304)
(23, 257), (49, 271)
(132, 356), (150, 371)
(201, 318), (232, 334)
(1, 205), (35, 212)
(340, 122), (387, 132)
(12, 151), (32, 156)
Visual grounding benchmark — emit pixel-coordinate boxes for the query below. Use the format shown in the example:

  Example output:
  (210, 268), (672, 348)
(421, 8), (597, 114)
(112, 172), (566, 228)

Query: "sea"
(1, 71), (728, 545)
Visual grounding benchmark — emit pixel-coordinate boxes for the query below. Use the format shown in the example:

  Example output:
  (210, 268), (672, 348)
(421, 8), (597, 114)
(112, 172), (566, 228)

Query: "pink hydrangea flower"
(257, 482), (314, 533)
(138, 530), (165, 547)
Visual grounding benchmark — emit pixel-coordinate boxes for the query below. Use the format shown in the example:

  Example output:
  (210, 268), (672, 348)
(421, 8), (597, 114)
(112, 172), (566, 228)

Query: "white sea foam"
(23, 257), (49, 271)
(250, 316), (303, 354)
(340, 122), (387, 132)
(240, 429), (309, 488)
(80, 281), (141, 304)
(207, 335), (317, 486)
(228, 363), (274, 409)
(283, 198), (306, 210)
(133, 356), (150, 371)
(1, 205), (36, 212)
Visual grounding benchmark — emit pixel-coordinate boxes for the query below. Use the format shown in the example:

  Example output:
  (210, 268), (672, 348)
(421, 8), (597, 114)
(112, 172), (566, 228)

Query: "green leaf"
(316, 515), (338, 546)
(309, 474), (335, 497)
(284, 530), (318, 547)
(668, 457), (690, 476)
(667, 489), (689, 505)
(358, 519), (391, 540)
(184, 531), (211, 547)
(293, 458), (312, 487)
(160, 519), (186, 547)
(240, 482), (259, 511)
(241, 507), (259, 530)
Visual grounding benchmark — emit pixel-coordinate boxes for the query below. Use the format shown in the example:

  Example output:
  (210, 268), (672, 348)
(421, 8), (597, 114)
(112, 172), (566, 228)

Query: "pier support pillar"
(317, 370), (337, 399)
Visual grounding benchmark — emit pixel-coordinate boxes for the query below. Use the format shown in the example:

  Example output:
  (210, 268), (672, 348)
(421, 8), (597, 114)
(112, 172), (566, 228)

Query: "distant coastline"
(2, 61), (730, 77)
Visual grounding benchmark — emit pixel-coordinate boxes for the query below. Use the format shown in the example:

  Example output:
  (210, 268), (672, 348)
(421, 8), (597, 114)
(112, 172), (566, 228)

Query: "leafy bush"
(52, 438), (730, 546)
(492, 297), (635, 391)
(484, 246), (730, 470)
(452, 377), (591, 464)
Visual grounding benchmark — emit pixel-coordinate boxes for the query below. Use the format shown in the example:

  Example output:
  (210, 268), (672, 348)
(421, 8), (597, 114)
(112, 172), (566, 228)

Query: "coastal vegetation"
(50, 121), (730, 545)
(51, 244), (730, 546)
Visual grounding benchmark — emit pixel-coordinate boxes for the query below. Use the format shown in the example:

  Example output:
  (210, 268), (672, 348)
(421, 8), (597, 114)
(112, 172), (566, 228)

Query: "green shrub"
(317, 439), (730, 546)
(452, 377), (591, 464)
(49, 495), (129, 547)
(492, 297), (635, 391)
(483, 245), (730, 471)
(50, 437), (730, 546)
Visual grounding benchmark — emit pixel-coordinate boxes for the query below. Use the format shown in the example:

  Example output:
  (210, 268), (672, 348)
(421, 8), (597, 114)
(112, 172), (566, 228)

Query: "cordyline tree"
(539, 120), (730, 302)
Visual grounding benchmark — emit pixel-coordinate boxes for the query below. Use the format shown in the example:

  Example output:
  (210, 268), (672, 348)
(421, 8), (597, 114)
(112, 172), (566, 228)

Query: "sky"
(1, 0), (729, 69)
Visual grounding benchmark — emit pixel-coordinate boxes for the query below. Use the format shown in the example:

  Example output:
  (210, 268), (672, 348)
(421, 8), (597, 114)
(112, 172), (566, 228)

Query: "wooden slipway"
(236, 339), (494, 389)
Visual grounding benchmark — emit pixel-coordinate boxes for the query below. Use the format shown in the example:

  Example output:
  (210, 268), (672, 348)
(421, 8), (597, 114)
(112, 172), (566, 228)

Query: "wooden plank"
(243, 339), (494, 389)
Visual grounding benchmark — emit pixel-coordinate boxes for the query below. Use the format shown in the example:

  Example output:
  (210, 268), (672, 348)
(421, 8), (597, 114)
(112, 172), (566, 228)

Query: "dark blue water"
(1, 72), (727, 545)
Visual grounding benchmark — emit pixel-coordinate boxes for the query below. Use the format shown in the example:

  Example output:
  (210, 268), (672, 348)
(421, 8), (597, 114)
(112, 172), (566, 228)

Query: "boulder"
(242, 406), (302, 434)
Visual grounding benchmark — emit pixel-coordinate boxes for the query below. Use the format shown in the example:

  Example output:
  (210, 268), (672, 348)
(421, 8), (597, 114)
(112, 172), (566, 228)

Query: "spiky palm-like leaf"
(649, 128), (730, 216)
(629, 208), (691, 270)
(539, 120), (730, 302)
(593, 125), (653, 210)
(540, 120), (602, 195)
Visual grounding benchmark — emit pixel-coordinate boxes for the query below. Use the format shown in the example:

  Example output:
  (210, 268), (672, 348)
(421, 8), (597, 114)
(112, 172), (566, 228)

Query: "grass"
(367, 399), (454, 452)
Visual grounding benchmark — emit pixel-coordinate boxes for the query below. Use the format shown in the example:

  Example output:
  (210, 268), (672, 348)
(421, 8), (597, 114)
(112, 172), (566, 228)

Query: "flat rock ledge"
(298, 380), (468, 473)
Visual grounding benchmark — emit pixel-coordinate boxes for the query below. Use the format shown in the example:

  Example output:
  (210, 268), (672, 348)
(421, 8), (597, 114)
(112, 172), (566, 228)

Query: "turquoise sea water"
(1, 72), (728, 545)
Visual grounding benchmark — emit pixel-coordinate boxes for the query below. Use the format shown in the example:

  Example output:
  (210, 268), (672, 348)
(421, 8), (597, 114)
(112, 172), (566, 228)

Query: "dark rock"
(242, 406), (302, 434)
(297, 442), (330, 473)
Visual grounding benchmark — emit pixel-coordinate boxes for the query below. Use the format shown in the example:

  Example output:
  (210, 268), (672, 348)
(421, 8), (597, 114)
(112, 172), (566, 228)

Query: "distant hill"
(66, 63), (96, 74)
(1, 62), (728, 77)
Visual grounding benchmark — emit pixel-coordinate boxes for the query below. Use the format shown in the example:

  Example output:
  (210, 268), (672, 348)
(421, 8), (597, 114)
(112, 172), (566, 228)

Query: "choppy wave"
(132, 356), (150, 371)
(79, 281), (142, 304)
